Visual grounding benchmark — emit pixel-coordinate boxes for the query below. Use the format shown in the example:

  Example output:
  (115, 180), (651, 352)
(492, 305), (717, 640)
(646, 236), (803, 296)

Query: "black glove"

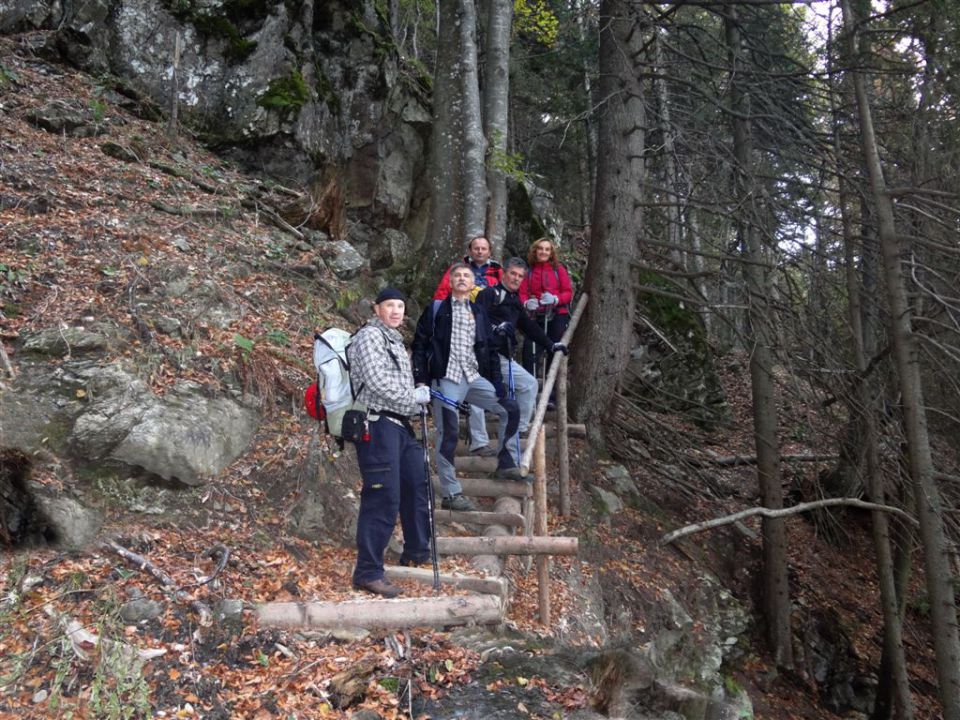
(493, 321), (514, 336)
(551, 342), (568, 355)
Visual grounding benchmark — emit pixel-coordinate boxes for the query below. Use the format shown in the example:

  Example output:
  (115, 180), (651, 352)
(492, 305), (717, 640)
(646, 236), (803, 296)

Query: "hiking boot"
(441, 494), (476, 511)
(353, 578), (402, 598)
(398, 556), (429, 568)
(494, 467), (533, 482)
(469, 444), (498, 457)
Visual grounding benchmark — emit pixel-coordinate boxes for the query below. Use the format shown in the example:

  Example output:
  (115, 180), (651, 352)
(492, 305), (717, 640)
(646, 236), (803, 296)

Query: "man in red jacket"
(433, 236), (504, 302)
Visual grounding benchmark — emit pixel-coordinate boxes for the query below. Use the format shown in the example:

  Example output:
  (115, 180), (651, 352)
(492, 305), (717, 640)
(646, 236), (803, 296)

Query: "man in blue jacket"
(413, 264), (521, 512)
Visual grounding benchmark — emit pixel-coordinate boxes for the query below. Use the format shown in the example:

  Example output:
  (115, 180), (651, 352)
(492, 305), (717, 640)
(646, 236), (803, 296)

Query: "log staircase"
(257, 295), (589, 631)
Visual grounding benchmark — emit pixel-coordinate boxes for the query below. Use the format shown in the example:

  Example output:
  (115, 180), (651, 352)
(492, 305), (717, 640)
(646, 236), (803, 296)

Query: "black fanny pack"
(340, 409), (368, 444)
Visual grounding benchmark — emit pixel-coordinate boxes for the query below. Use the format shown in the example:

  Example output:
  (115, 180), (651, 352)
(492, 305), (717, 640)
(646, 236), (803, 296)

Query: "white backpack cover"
(313, 328), (364, 436)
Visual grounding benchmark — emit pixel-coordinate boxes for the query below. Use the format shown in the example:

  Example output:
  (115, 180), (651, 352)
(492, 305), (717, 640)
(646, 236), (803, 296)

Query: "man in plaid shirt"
(412, 264), (522, 513)
(347, 287), (432, 598)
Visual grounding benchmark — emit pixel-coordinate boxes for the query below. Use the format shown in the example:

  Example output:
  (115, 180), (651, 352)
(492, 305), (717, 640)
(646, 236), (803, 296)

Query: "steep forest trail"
(0, 32), (946, 719)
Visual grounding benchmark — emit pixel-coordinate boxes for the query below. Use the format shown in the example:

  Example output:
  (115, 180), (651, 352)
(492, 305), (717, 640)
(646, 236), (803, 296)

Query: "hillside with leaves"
(0, 31), (947, 720)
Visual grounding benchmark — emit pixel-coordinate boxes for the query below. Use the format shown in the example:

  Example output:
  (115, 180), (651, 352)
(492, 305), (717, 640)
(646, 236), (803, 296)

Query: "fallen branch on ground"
(101, 539), (212, 625)
(661, 498), (919, 545)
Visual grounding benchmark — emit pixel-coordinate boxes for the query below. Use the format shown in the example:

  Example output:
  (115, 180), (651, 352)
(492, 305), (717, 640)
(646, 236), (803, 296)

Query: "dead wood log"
(436, 476), (532, 499)
(329, 656), (380, 709)
(102, 539), (212, 625)
(661, 498), (919, 545)
(255, 595), (504, 630)
(383, 567), (507, 598)
(149, 200), (223, 218)
(681, 453), (838, 468)
(239, 198), (305, 240)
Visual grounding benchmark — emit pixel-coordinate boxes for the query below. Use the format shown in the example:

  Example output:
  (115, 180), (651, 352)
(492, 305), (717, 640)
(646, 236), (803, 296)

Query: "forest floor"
(0, 32), (944, 719)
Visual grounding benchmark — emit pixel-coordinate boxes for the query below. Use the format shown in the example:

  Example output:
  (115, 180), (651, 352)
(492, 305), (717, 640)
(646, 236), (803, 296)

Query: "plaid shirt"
(445, 298), (479, 383)
(347, 317), (418, 417)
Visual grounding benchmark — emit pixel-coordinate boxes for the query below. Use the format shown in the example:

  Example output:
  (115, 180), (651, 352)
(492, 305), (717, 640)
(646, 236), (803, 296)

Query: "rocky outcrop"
(8, 0), (432, 235)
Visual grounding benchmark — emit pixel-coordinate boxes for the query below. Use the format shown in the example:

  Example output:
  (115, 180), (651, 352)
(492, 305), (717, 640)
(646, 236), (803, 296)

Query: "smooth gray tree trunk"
(482, 0), (513, 253)
(426, 1), (467, 273)
(459, 0), (487, 241)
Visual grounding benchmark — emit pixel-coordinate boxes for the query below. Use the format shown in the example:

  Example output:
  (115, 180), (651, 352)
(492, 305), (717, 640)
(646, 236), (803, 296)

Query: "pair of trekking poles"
(418, 373), (521, 594)
(418, 387), (469, 594)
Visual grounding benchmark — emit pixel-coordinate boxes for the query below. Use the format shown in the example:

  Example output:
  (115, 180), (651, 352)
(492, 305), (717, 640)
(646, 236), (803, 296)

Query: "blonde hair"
(526, 237), (558, 266)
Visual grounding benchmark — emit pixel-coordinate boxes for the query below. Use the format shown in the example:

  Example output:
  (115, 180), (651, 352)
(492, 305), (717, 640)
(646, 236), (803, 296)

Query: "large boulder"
(69, 366), (259, 485)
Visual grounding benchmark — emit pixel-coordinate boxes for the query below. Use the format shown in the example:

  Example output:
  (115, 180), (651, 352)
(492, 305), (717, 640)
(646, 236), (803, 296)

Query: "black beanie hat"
(375, 287), (406, 304)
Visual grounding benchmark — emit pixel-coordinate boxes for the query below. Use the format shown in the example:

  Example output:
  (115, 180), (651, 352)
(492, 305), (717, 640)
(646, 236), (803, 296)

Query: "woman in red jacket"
(519, 237), (574, 382)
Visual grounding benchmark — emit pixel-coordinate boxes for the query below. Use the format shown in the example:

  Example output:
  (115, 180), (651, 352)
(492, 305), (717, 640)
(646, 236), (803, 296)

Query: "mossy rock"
(257, 71), (310, 113)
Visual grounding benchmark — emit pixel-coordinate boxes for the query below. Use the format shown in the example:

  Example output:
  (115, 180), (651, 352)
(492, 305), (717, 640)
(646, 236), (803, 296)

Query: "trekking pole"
(420, 406), (441, 594)
(430, 389), (469, 413)
(506, 336), (522, 463)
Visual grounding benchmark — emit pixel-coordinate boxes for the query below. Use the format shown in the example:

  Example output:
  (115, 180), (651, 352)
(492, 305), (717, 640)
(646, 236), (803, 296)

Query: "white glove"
(524, 298), (540, 312)
(540, 292), (558, 306)
(413, 385), (431, 405)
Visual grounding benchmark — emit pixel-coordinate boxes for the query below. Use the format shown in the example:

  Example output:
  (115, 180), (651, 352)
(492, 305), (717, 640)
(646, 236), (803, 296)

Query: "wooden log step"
(454, 455), (498, 473)
(383, 566), (508, 597)
(433, 508), (525, 528)
(433, 535), (578, 556)
(434, 476), (532, 498)
(481, 421), (586, 438)
(256, 594), (503, 630)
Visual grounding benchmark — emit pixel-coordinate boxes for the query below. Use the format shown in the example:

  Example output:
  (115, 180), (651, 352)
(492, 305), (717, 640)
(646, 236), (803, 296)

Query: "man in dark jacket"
(413, 264), (521, 512)
(475, 258), (568, 448)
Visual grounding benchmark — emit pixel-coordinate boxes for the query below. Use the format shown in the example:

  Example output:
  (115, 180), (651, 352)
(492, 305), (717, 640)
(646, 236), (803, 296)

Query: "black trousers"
(522, 312), (569, 381)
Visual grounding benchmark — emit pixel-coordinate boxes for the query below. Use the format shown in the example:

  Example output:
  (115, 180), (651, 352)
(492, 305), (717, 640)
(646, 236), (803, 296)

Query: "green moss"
(257, 71), (310, 113)
(161, 0), (261, 64)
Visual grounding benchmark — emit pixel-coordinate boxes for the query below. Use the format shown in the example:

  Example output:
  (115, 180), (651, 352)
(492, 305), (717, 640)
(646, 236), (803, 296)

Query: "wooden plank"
(256, 595), (503, 630)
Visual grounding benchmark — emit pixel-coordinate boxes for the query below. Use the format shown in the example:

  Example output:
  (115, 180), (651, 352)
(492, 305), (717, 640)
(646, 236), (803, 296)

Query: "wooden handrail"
(520, 293), (589, 476)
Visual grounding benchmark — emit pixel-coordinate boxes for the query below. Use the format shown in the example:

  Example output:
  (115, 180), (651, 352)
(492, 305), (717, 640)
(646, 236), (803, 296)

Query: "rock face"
(15, 0), (431, 234)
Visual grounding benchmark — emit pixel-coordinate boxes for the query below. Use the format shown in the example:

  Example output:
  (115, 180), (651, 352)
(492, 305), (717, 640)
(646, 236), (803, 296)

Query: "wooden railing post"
(534, 425), (549, 625)
(520, 294), (588, 477)
(557, 355), (570, 516)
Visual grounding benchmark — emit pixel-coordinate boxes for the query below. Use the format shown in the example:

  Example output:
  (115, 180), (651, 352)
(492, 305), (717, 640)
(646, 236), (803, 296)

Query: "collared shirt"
(444, 298), (479, 383)
(347, 317), (418, 417)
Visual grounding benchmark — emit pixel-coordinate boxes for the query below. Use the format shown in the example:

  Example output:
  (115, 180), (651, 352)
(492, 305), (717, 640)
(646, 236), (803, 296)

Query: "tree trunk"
(569, 0), (645, 425)
(830, 11), (914, 715)
(459, 0), (487, 241)
(426, 1), (467, 274)
(482, 0), (513, 253)
(841, 1), (960, 715)
(724, 6), (792, 669)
